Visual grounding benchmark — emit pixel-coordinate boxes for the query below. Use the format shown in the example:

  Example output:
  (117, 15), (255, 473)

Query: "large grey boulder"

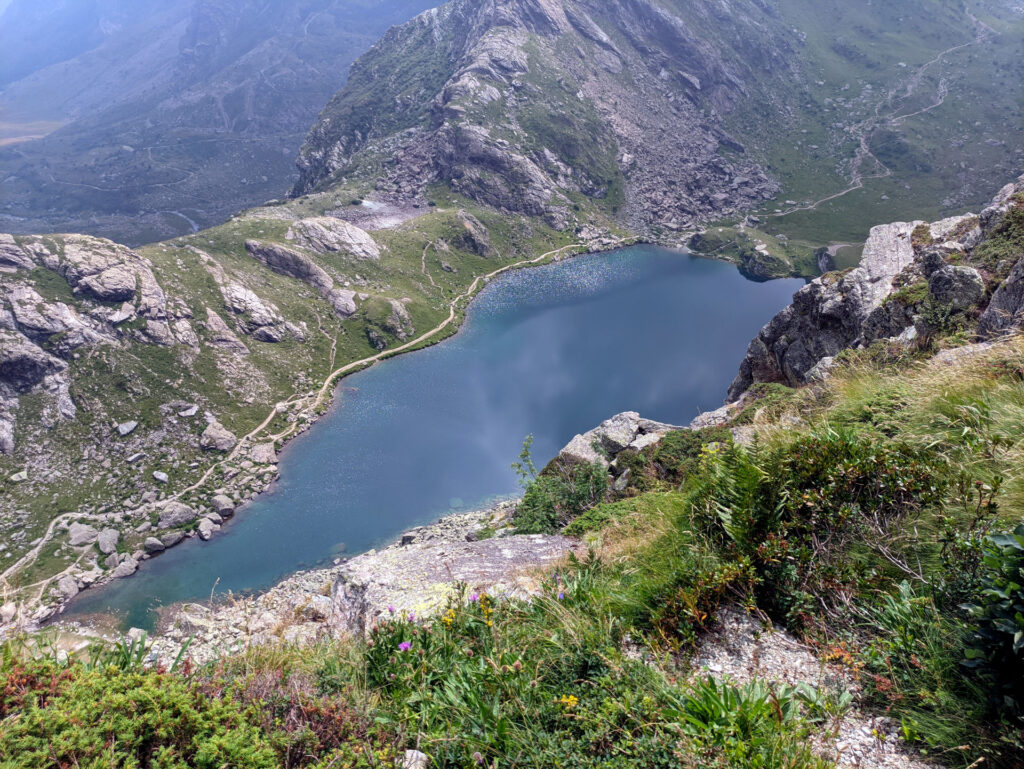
(203, 309), (250, 355)
(111, 557), (138, 579)
(78, 266), (137, 302)
(200, 421), (237, 451)
(210, 494), (236, 517)
(197, 517), (219, 540)
(245, 239), (333, 292)
(454, 210), (494, 257)
(96, 528), (120, 555)
(250, 443), (278, 464)
(157, 502), (198, 529)
(67, 522), (98, 546)
(144, 537), (166, 553)
(929, 265), (985, 310)
(57, 575), (80, 599)
(245, 240), (358, 318)
(160, 531), (186, 547)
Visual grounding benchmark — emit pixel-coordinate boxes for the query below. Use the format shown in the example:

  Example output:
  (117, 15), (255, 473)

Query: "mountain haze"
(0, 0), (438, 244)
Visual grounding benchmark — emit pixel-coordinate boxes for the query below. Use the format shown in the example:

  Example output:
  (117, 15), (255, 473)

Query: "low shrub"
(0, 663), (277, 769)
(963, 523), (1024, 720)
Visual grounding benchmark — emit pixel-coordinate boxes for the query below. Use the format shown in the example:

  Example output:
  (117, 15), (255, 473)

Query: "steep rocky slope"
(292, 0), (801, 234)
(729, 173), (1024, 399)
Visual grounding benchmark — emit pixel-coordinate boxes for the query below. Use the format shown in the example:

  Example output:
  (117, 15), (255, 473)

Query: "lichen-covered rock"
(200, 421), (237, 451)
(96, 528), (120, 555)
(157, 501), (198, 529)
(67, 522), (98, 547)
(928, 265), (985, 310)
(557, 411), (680, 467)
(285, 217), (380, 260)
(980, 256), (1024, 336)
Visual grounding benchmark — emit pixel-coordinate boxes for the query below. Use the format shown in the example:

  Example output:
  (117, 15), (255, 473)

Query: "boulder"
(250, 442), (278, 464)
(210, 494), (236, 516)
(244, 240), (358, 318)
(558, 412), (679, 467)
(197, 517), (218, 541)
(454, 210), (494, 257)
(78, 266), (137, 302)
(161, 531), (186, 548)
(57, 575), (80, 599)
(111, 557), (138, 579)
(96, 528), (120, 555)
(200, 421), (237, 451)
(203, 309), (249, 355)
(245, 240), (334, 294)
(144, 537), (166, 553)
(116, 421), (138, 436)
(929, 265), (985, 310)
(158, 502), (198, 529)
(67, 522), (98, 546)
(152, 471), (169, 484)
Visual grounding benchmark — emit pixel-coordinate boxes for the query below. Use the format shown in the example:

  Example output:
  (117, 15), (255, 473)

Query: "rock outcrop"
(557, 411), (680, 467)
(245, 240), (359, 318)
(285, 217), (380, 260)
(729, 175), (1024, 400)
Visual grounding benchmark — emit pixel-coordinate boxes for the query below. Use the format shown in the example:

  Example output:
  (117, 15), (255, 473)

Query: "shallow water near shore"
(65, 246), (803, 631)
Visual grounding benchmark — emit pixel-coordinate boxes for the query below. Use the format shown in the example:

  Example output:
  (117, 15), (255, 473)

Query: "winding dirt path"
(1, 240), (598, 616)
(772, 20), (991, 219)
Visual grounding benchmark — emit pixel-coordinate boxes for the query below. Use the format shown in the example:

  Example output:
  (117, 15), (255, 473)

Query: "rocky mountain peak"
(293, 0), (796, 234)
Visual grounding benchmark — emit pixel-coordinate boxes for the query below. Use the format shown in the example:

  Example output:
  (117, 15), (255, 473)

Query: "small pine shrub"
(963, 522), (1024, 719)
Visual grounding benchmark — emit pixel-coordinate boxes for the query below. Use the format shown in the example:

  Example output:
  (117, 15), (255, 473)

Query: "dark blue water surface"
(67, 246), (802, 629)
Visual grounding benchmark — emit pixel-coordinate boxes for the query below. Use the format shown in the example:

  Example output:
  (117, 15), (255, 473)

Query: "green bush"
(515, 459), (609, 534)
(964, 523), (1024, 719)
(0, 662), (277, 768)
(688, 428), (946, 625)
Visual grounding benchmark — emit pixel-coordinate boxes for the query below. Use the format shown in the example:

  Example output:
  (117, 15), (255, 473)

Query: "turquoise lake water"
(65, 246), (803, 630)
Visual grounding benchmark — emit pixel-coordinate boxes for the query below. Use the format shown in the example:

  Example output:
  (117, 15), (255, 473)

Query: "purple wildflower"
(408, 612), (415, 622)
(468, 593), (479, 602)
(557, 591), (565, 601)
(398, 641), (412, 652)
(387, 605), (396, 614)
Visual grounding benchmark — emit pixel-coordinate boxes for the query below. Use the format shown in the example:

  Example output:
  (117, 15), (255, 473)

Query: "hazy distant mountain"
(0, 0), (437, 244)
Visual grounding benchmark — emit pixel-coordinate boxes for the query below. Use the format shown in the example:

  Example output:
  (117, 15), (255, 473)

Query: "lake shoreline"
(27, 236), (641, 633)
